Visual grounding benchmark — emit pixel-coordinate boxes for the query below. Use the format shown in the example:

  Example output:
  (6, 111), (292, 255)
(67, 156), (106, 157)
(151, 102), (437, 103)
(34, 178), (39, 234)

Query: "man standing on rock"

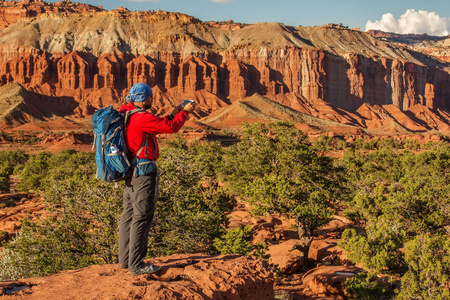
(118, 83), (195, 276)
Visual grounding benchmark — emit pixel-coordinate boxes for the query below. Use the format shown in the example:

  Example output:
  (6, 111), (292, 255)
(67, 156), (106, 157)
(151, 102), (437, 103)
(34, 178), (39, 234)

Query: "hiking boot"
(118, 264), (128, 269)
(130, 264), (161, 276)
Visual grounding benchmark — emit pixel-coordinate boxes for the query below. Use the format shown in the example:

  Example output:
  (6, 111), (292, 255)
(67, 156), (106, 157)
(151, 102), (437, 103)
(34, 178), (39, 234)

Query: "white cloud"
(365, 9), (449, 36)
(210, 0), (233, 3)
(125, 0), (160, 3)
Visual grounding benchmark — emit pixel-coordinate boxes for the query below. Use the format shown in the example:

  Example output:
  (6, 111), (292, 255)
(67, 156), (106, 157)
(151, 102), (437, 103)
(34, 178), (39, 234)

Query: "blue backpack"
(91, 106), (143, 182)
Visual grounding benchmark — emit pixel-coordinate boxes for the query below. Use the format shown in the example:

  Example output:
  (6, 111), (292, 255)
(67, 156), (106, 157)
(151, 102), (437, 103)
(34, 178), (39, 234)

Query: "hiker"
(118, 83), (195, 276)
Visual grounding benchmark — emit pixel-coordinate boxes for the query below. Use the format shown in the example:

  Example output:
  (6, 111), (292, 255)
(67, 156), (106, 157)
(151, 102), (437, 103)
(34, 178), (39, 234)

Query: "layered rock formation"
(367, 29), (450, 63)
(0, 0), (103, 29)
(0, 1), (448, 132)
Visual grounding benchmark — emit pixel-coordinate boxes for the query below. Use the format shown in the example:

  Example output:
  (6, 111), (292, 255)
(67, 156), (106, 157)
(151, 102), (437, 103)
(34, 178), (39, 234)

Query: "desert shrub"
(420, 141), (442, 150)
(214, 225), (253, 255)
(252, 242), (270, 260)
(341, 148), (449, 232)
(16, 149), (95, 192)
(349, 137), (380, 150)
(27, 136), (40, 144)
(341, 220), (405, 274)
(350, 137), (365, 150)
(313, 135), (350, 151)
(0, 150), (28, 191)
(190, 140), (226, 181)
(0, 169), (9, 192)
(345, 272), (393, 300)
(16, 151), (52, 192)
(347, 137), (426, 151)
(0, 150), (123, 280)
(363, 138), (380, 150)
(221, 122), (345, 232)
(0, 230), (8, 246)
(0, 247), (26, 281)
(166, 136), (226, 181)
(403, 139), (420, 151)
(336, 139), (348, 150)
(13, 164), (25, 175)
(2, 213), (108, 279)
(378, 137), (401, 149)
(313, 135), (334, 152)
(0, 150), (28, 174)
(42, 177), (123, 263)
(339, 144), (450, 297)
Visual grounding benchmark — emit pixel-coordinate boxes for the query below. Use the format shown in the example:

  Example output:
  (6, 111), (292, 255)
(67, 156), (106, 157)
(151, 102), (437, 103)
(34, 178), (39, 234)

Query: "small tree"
(221, 122), (346, 269)
(398, 234), (450, 300)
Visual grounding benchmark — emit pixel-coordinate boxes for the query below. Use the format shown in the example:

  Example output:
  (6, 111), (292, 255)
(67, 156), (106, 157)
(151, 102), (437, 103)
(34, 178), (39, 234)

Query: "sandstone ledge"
(0, 254), (275, 299)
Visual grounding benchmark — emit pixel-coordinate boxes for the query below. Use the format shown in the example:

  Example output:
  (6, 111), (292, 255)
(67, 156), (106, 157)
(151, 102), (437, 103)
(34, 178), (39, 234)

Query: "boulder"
(252, 228), (275, 245)
(302, 266), (365, 299)
(308, 239), (349, 265)
(267, 239), (302, 274)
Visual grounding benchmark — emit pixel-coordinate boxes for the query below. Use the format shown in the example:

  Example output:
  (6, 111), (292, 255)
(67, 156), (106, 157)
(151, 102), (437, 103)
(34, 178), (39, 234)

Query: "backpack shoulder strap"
(123, 108), (147, 163)
(124, 108), (145, 125)
(135, 133), (149, 161)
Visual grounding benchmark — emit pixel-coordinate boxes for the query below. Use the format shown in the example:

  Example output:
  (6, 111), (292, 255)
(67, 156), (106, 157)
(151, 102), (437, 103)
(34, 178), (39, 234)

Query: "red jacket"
(120, 102), (188, 161)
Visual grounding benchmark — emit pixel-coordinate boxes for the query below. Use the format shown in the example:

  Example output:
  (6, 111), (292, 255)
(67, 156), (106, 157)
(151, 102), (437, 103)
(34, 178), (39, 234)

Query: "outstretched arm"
(139, 102), (196, 134)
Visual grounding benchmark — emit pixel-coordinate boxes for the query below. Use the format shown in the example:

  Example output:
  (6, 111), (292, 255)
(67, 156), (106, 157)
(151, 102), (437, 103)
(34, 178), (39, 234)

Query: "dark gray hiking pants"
(118, 172), (158, 272)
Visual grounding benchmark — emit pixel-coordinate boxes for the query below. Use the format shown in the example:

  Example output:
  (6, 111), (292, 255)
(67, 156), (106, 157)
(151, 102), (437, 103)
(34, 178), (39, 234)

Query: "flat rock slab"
(0, 254), (274, 300)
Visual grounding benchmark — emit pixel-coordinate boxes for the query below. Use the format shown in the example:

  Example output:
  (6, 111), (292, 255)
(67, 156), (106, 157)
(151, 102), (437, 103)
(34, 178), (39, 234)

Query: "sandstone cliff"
(0, 1), (448, 133)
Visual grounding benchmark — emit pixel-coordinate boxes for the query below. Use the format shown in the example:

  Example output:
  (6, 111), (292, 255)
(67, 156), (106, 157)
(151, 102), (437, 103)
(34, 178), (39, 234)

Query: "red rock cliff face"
(323, 53), (449, 111)
(0, 7), (448, 130)
(0, 47), (448, 117)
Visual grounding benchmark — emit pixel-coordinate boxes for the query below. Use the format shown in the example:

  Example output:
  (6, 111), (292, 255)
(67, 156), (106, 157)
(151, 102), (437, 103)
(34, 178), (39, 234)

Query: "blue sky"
(46, 0), (449, 35)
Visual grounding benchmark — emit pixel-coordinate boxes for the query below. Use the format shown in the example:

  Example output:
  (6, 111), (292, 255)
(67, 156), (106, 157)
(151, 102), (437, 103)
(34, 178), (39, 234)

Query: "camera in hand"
(182, 100), (194, 108)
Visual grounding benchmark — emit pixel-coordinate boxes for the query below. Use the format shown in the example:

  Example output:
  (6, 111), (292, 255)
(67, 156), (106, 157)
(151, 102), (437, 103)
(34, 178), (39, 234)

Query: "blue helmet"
(126, 83), (153, 102)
